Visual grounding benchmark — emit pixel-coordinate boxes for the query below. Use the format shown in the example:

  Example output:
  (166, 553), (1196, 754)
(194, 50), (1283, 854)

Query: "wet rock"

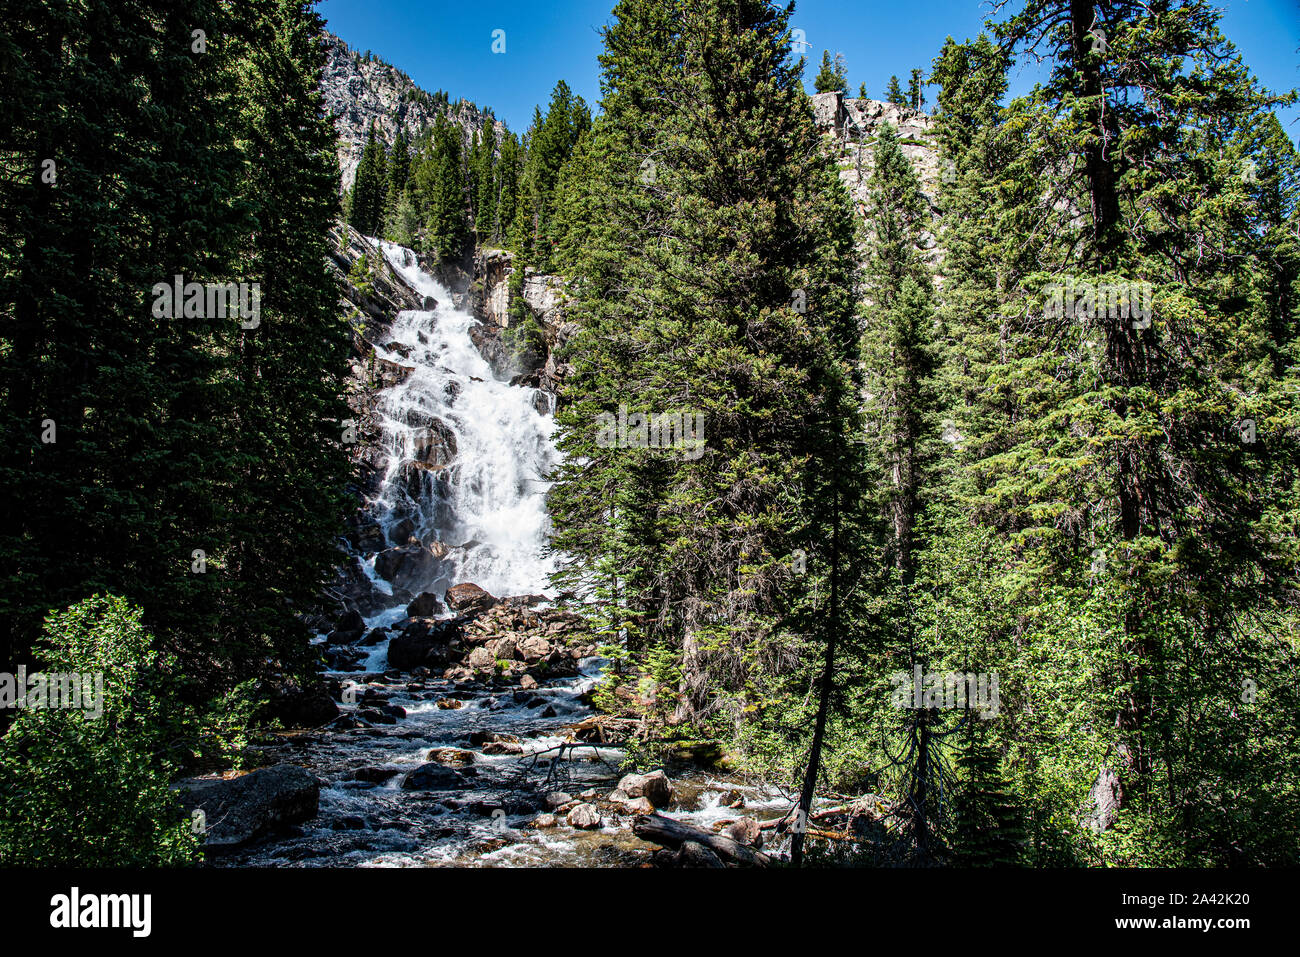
(400, 763), (468, 791)
(540, 705), (557, 718)
(427, 748), (475, 767)
(347, 766), (400, 784)
(725, 817), (764, 848)
(445, 582), (498, 614)
(533, 813), (558, 828)
(519, 674), (539, 691)
(357, 627), (387, 647)
(405, 591), (444, 618)
(345, 515), (386, 554)
(545, 792), (574, 809)
(373, 356), (415, 390)
(567, 804), (602, 829)
(176, 765), (321, 849)
(327, 606), (367, 644)
(616, 770), (673, 809)
(469, 731), (520, 747)
(481, 740), (524, 755)
(617, 796), (655, 815)
(374, 543), (442, 593)
(387, 617), (458, 669)
(332, 815), (367, 831)
(388, 516), (416, 546)
(412, 418), (458, 470)
(436, 698), (465, 710)
(356, 707), (396, 725)
(677, 841), (725, 868)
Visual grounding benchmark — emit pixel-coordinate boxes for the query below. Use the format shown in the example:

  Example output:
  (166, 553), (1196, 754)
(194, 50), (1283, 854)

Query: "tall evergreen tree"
(813, 50), (848, 95)
(348, 121), (386, 236)
(908, 68), (925, 110)
(548, 0), (863, 778)
(886, 74), (907, 105)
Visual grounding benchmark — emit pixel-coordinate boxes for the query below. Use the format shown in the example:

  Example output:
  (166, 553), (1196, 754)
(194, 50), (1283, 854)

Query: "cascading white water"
(366, 240), (559, 601)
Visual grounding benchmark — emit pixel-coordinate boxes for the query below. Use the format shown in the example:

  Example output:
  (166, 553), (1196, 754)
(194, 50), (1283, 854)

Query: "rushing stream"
(219, 241), (787, 867)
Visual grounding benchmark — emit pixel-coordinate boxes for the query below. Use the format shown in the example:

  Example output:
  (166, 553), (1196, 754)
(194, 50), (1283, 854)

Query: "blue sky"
(319, 0), (1299, 141)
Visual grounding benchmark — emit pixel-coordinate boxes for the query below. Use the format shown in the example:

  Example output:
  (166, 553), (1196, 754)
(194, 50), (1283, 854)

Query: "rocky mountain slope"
(321, 34), (506, 190)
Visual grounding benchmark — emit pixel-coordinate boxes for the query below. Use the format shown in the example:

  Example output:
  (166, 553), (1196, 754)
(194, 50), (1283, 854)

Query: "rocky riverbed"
(178, 584), (794, 868)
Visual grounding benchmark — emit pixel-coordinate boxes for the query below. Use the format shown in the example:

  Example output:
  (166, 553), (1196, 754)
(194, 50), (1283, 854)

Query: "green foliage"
(814, 50), (848, 95)
(348, 122), (388, 236)
(548, 0), (864, 763)
(886, 74), (906, 105)
(0, 596), (199, 866)
(0, 0), (351, 699)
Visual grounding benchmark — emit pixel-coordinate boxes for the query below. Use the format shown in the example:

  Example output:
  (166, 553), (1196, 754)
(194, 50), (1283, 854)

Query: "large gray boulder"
(617, 769), (673, 809)
(177, 765), (321, 849)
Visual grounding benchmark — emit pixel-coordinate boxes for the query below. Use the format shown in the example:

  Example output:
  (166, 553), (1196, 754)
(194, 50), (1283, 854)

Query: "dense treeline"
(544, 0), (1300, 866)
(0, 0), (350, 862)
(345, 80), (591, 272)
(0, 0), (1295, 870)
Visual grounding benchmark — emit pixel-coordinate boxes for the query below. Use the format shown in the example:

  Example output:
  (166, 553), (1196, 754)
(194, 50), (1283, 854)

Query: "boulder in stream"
(401, 763), (468, 791)
(405, 591), (444, 618)
(567, 804), (602, 829)
(445, 582), (498, 614)
(374, 543), (442, 593)
(616, 769), (673, 809)
(387, 617), (460, 669)
(177, 764), (321, 849)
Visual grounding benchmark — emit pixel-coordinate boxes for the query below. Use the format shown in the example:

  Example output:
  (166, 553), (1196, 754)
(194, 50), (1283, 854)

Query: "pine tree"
(886, 74), (906, 105)
(908, 68), (925, 111)
(494, 130), (523, 245)
(386, 127), (411, 228)
(931, 0), (1300, 863)
(422, 115), (469, 260)
(0, 0), (352, 698)
(813, 50), (847, 95)
(548, 0), (863, 759)
(348, 121), (386, 236)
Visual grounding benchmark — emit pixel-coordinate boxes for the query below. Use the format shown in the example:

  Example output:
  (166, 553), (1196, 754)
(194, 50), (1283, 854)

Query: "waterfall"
(364, 240), (559, 603)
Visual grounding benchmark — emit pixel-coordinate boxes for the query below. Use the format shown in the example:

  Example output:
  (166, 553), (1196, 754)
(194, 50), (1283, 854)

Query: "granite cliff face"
(811, 91), (943, 269)
(320, 34), (506, 190)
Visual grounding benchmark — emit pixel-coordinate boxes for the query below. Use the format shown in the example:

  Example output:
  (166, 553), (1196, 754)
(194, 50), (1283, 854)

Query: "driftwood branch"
(633, 813), (770, 867)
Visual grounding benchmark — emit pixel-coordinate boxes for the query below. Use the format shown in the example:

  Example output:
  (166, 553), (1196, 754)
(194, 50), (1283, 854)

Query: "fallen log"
(633, 813), (770, 867)
(759, 799), (887, 830)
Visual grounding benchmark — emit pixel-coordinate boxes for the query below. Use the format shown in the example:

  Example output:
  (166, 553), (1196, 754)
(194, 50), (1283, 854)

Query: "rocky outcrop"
(811, 92), (942, 270)
(177, 765), (322, 849)
(320, 35), (504, 192)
